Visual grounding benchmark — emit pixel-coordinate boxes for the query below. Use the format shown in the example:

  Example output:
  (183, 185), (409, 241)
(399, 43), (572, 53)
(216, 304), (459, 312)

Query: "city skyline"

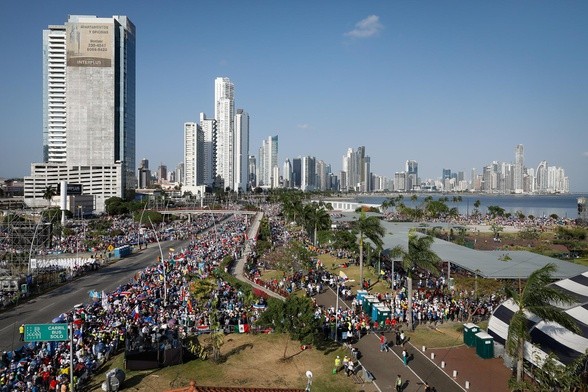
(1, 1), (587, 192)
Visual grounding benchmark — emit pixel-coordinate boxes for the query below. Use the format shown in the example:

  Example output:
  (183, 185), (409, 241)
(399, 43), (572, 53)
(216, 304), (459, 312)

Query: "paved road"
(313, 288), (465, 392)
(0, 238), (189, 352)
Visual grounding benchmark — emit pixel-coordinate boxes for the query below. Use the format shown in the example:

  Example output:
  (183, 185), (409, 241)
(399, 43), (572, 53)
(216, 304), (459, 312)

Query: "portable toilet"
(363, 295), (379, 315)
(375, 305), (391, 324)
(463, 323), (479, 347)
(356, 290), (368, 301)
(371, 303), (381, 321)
(475, 331), (494, 359)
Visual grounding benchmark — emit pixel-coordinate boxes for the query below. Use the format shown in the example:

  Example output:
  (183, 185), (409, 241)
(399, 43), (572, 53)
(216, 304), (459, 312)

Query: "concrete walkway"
(232, 212), (285, 301)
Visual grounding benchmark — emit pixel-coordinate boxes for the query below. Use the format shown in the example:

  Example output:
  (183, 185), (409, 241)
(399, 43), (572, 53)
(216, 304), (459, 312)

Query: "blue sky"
(1, 1), (587, 192)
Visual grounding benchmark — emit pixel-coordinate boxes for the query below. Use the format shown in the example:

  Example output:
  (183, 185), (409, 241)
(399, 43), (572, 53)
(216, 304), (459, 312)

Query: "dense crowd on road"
(0, 212), (259, 391)
(0, 214), (230, 311)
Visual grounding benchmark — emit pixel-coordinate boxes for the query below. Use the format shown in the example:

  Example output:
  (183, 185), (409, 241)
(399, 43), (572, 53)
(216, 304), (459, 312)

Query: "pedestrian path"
(314, 288), (464, 392)
(233, 212), (285, 301)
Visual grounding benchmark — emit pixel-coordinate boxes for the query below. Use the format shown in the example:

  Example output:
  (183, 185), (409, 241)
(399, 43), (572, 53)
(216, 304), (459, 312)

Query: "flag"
(235, 324), (250, 334)
(132, 305), (140, 321)
(101, 291), (109, 311)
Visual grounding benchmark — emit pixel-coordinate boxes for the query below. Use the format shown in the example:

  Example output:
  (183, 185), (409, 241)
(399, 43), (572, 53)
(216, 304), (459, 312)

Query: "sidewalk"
(233, 212), (285, 301)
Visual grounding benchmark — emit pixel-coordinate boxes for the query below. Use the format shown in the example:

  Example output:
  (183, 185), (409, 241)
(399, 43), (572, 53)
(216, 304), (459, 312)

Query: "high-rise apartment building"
(283, 159), (293, 188)
(184, 122), (204, 187)
(341, 146), (371, 192)
(514, 144), (524, 194)
(405, 160), (418, 191)
(234, 109), (249, 191)
(292, 158), (302, 189)
(258, 135), (278, 187)
(248, 155), (257, 189)
(26, 15), (136, 212)
(199, 113), (217, 187)
(138, 158), (151, 189)
(157, 164), (168, 183)
(301, 156), (316, 191)
(214, 77), (235, 189)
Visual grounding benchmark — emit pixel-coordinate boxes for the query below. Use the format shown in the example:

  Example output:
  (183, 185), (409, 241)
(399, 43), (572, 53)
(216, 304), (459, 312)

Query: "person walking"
(395, 374), (402, 392)
(402, 349), (408, 366)
(379, 334), (387, 352)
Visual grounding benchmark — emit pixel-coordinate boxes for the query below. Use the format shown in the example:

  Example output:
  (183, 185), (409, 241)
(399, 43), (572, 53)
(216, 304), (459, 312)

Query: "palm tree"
(303, 202), (330, 246)
(505, 263), (580, 384)
(43, 186), (56, 204)
(281, 192), (304, 224)
(352, 212), (385, 287)
(390, 233), (440, 330)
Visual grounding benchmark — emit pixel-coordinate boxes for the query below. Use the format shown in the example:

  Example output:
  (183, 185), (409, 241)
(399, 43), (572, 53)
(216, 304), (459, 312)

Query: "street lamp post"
(148, 216), (167, 307)
(335, 277), (340, 343)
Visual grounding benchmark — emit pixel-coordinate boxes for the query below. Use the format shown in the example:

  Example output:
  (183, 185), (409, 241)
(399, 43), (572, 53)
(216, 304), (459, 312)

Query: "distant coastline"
(349, 193), (587, 218)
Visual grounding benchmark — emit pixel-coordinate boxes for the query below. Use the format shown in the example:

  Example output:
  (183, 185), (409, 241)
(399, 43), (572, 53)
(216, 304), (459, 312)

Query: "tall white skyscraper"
(27, 15), (136, 212)
(258, 135), (278, 187)
(514, 144), (524, 194)
(283, 159), (293, 188)
(341, 146), (370, 191)
(184, 122), (203, 186)
(234, 109), (249, 191)
(43, 25), (67, 164)
(214, 77), (235, 189)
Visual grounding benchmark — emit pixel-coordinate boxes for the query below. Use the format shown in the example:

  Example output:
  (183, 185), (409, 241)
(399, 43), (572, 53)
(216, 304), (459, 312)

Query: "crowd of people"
(0, 212), (260, 391)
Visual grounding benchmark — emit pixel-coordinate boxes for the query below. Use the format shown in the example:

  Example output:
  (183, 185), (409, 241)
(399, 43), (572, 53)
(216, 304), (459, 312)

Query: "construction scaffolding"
(0, 214), (53, 275)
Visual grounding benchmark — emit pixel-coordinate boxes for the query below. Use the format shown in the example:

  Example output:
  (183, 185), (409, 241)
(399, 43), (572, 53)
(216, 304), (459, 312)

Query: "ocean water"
(356, 193), (587, 219)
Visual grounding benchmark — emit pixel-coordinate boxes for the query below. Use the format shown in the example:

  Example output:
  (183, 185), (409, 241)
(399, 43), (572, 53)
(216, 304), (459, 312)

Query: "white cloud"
(297, 123), (310, 130)
(344, 15), (383, 38)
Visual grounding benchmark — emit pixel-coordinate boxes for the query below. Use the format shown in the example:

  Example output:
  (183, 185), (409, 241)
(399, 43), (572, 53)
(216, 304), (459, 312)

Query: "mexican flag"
(234, 324), (250, 333)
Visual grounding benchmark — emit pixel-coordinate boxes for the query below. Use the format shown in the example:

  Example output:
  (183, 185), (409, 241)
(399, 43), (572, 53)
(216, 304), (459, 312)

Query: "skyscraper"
(258, 135), (278, 187)
(27, 15), (136, 212)
(199, 113), (217, 187)
(405, 160), (418, 191)
(184, 122), (204, 187)
(514, 144), (524, 194)
(214, 77), (235, 190)
(234, 109), (249, 191)
(248, 155), (257, 189)
(341, 146), (371, 192)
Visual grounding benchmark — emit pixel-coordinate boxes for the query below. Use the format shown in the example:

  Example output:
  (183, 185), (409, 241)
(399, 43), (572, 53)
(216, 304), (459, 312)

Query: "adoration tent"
(488, 271), (588, 367)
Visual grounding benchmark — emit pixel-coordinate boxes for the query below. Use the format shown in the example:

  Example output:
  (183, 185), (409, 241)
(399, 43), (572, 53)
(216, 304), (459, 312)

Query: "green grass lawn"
(406, 323), (465, 349)
(317, 254), (390, 294)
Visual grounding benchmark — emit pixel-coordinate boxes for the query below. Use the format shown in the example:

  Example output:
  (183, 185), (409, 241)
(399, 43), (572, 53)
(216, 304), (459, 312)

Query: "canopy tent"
(488, 271), (588, 366)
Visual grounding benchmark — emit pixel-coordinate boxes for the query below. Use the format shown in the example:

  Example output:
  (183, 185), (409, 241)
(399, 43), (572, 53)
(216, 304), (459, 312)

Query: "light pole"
(148, 216), (167, 307)
(335, 277), (340, 342)
(137, 201), (148, 250)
